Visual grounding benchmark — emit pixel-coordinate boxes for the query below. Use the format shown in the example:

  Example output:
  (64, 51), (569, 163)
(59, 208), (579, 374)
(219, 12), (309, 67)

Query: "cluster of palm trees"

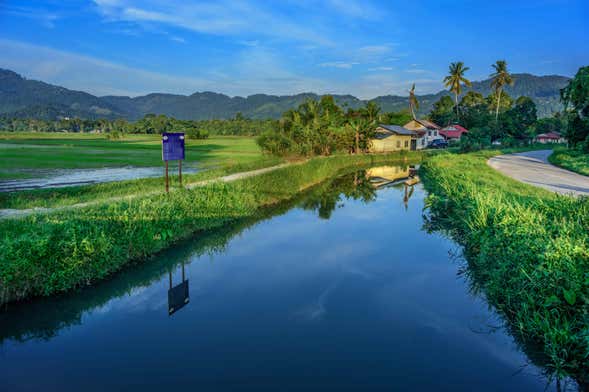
(412, 60), (514, 124)
(259, 96), (383, 156)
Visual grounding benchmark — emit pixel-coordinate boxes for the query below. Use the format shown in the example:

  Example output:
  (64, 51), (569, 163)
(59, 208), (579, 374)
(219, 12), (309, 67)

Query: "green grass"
(0, 132), (264, 179)
(549, 147), (589, 176)
(0, 157), (283, 210)
(421, 150), (589, 384)
(0, 150), (424, 307)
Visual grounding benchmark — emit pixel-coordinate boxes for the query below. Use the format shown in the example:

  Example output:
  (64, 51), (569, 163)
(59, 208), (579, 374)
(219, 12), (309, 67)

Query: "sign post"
(161, 132), (185, 193)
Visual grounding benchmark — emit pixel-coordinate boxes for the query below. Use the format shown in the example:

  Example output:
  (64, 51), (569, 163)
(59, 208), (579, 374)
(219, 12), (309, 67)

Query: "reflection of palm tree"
(409, 84), (419, 120)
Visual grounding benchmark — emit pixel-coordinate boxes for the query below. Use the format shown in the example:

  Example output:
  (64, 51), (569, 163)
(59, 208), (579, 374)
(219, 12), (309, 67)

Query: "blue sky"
(0, 0), (587, 98)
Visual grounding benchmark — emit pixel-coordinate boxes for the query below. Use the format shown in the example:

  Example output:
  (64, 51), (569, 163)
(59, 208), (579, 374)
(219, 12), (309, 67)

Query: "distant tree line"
(256, 95), (412, 156)
(0, 113), (280, 139)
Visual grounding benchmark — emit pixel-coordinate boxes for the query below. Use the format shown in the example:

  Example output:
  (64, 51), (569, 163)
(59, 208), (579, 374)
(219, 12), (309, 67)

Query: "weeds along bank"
(0, 151), (423, 306)
(549, 147), (589, 176)
(421, 150), (589, 383)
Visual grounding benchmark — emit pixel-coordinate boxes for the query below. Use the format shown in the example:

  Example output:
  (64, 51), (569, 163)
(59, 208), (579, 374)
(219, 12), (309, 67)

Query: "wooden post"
(165, 160), (169, 193)
(178, 160), (182, 188)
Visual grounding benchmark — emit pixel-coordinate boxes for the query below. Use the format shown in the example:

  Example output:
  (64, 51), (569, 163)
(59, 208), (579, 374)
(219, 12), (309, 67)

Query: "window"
(404, 140), (409, 148)
(396, 140), (401, 148)
(434, 131), (438, 136)
(428, 130), (432, 137)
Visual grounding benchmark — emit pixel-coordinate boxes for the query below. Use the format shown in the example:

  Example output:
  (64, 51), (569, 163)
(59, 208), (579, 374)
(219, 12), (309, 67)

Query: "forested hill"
(0, 68), (570, 120)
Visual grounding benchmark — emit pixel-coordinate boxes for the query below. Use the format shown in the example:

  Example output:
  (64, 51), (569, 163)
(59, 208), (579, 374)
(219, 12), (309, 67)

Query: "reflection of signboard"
(162, 132), (185, 161)
(168, 280), (189, 316)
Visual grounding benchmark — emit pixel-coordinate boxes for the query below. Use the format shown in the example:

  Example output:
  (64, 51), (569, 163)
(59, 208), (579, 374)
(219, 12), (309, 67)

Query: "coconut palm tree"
(443, 61), (471, 121)
(490, 60), (514, 123)
(408, 84), (419, 119)
(362, 101), (381, 125)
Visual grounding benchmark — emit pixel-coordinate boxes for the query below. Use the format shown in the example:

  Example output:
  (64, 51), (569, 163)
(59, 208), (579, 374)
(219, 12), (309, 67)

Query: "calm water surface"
(0, 166), (562, 391)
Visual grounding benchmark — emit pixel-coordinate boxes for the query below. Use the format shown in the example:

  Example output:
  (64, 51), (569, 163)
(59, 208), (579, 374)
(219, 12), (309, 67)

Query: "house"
(370, 124), (416, 153)
(439, 124), (469, 141)
(403, 119), (442, 149)
(535, 132), (566, 144)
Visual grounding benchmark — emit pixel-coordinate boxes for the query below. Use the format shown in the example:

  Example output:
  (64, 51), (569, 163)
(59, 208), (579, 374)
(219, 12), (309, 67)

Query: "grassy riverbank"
(421, 150), (589, 383)
(548, 147), (589, 176)
(0, 150), (423, 305)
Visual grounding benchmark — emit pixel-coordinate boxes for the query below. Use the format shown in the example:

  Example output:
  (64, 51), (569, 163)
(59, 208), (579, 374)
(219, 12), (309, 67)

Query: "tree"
(443, 61), (471, 120)
(501, 96), (537, 142)
(460, 91), (485, 107)
(408, 84), (419, 119)
(429, 95), (455, 126)
(490, 60), (514, 123)
(379, 110), (412, 126)
(561, 66), (589, 147)
(362, 101), (381, 125)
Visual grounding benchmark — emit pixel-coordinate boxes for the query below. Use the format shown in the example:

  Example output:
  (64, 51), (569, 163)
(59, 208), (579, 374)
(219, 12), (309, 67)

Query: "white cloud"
(368, 66), (394, 71)
(319, 61), (359, 69)
(0, 39), (333, 97)
(93, 0), (334, 45)
(405, 69), (429, 74)
(0, 4), (60, 28)
(325, 0), (382, 20)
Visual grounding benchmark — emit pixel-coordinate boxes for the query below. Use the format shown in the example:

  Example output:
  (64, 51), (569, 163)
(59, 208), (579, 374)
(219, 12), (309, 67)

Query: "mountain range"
(0, 68), (570, 121)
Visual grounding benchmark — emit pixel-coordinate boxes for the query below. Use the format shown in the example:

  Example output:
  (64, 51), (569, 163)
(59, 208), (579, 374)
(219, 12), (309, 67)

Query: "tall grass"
(549, 147), (589, 176)
(0, 151), (424, 306)
(421, 150), (589, 384)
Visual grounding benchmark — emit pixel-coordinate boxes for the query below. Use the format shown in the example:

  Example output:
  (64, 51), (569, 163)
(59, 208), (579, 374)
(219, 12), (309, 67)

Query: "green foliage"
(257, 96), (381, 157)
(0, 113), (281, 138)
(379, 109), (412, 126)
(534, 115), (565, 135)
(549, 147), (589, 176)
(421, 151), (589, 383)
(429, 95), (455, 126)
(561, 66), (589, 147)
(500, 96), (538, 141)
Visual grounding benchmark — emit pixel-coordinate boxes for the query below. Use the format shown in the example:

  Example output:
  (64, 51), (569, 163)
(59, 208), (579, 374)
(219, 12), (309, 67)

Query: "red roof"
(536, 132), (561, 140)
(439, 124), (469, 139)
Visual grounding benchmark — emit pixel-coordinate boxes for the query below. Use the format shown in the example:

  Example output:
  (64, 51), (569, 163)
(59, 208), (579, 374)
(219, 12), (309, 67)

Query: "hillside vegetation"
(0, 68), (569, 120)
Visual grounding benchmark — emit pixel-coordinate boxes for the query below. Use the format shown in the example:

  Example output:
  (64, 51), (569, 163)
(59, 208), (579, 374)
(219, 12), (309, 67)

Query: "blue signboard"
(162, 132), (185, 161)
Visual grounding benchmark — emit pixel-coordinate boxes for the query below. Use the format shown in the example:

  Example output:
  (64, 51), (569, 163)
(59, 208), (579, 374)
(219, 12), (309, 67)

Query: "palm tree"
(408, 84), (419, 120)
(363, 101), (381, 125)
(443, 61), (471, 121)
(490, 60), (514, 123)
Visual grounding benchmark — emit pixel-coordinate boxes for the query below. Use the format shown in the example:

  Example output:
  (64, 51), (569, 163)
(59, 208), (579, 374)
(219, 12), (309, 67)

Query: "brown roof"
(416, 119), (441, 129)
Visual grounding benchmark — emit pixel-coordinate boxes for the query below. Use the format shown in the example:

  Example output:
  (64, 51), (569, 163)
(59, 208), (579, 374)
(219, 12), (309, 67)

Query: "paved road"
(488, 150), (589, 196)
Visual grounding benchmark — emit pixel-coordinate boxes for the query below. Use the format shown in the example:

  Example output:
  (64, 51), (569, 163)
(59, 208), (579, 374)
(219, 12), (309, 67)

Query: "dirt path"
(487, 150), (589, 196)
(0, 162), (295, 220)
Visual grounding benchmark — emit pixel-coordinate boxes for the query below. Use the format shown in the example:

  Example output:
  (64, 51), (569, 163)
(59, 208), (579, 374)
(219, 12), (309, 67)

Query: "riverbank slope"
(421, 150), (589, 384)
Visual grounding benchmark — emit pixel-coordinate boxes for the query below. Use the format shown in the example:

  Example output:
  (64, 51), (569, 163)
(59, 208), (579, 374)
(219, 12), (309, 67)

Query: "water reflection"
(0, 163), (572, 390)
(168, 263), (189, 316)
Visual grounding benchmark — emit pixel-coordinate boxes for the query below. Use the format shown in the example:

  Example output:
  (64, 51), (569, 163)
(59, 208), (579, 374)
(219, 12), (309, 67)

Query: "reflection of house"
(370, 125), (415, 152)
(535, 132), (566, 144)
(403, 119), (442, 149)
(439, 124), (468, 141)
(366, 165), (410, 187)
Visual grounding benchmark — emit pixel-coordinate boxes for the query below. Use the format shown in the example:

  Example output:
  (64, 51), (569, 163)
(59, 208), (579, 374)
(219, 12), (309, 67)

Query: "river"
(0, 165), (566, 390)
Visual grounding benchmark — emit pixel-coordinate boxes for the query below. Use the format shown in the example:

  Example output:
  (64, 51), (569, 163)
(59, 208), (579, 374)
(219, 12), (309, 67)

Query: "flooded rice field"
(0, 165), (200, 192)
